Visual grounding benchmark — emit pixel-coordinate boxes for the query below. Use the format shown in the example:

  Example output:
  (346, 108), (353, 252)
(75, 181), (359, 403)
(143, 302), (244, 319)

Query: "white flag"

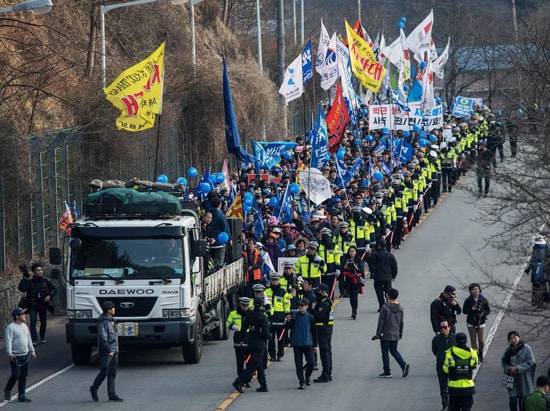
(315, 20), (331, 75)
(279, 54), (304, 104)
(406, 9), (434, 63)
(397, 28), (411, 103)
(421, 58), (436, 113)
(432, 37), (450, 79)
(319, 32), (339, 91)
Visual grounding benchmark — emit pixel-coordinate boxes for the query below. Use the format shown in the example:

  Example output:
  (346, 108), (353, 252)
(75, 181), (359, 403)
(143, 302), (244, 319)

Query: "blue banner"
(302, 39), (313, 84)
(253, 141), (298, 171)
(310, 104), (329, 169)
(393, 140), (414, 163)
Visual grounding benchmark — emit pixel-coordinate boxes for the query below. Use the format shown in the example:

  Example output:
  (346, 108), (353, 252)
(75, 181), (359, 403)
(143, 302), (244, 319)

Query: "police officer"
(318, 227), (341, 297)
(311, 283), (334, 383)
(232, 297), (270, 393)
(442, 332), (479, 411)
(265, 273), (291, 362)
(280, 261), (298, 293)
(226, 297), (251, 384)
(295, 241), (326, 288)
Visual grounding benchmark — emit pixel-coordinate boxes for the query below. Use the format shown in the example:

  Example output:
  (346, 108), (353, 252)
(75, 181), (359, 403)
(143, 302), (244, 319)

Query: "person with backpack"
(443, 332), (479, 411)
(524, 234), (549, 310)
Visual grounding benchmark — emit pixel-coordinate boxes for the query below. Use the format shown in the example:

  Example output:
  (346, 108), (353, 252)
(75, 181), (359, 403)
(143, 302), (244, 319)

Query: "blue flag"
(302, 39), (313, 84)
(223, 57), (255, 163)
(253, 141), (298, 171)
(252, 200), (265, 239)
(310, 104), (329, 169)
(393, 140), (414, 163)
(70, 200), (80, 218)
(381, 159), (392, 175)
(274, 184), (293, 223)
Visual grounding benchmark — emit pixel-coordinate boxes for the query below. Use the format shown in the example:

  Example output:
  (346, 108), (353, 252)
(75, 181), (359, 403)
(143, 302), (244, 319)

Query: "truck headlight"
(68, 309), (93, 319)
(162, 309), (187, 319)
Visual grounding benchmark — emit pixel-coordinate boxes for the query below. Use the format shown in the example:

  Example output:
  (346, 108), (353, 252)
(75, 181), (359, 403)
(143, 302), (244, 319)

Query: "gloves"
(19, 265), (30, 279)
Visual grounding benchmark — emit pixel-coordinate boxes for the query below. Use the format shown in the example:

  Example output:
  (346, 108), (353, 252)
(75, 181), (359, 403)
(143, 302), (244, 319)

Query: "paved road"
(0, 172), (547, 411)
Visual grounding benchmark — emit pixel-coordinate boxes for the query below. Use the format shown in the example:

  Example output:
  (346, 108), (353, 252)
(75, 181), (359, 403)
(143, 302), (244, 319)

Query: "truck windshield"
(70, 237), (185, 280)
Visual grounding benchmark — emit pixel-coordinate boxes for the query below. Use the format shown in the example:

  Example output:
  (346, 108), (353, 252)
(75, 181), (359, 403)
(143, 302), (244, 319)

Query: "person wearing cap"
(475, 139), (492, 196)
(432, 319), (456, 411)
(284, 297), (318, 390)
(294, 237), (309, 257)
(462, 283), (491, 362)
(226, 297), (251, 384)
(232, 297), (271, 394)
(430, 286), (462, 334)
(365, 239), (398, 311)
(349, 206), (370, 256)
(280, 223), (297, 248)
(3, 307), (36, 403)
(243, 238), (266, 296)
(333, 221), (355, 256)
(318, 227), (341, 295)
(524, 234), (550, 309)
(311, 283), (334, 383)
(372, 288), (410, 379)
(265, 273), (291, 361)
(284, 244), (298, 258)
(17, 262), (57, 345)
(295, 241), (326, 288)
(90, 300), (123, 402)
(443, 332), (478, 410)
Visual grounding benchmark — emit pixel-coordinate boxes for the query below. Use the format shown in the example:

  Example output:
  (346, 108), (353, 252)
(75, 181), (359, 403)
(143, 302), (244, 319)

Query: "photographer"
(18, 263), (57, 345)
(463, 283), (490, 362)
(342, 246), (365, 320)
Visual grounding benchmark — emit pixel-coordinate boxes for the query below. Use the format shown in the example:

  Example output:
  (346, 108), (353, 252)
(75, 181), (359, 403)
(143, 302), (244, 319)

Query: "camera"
(19, 265), (30, 279)
(288, 309), (299, 320)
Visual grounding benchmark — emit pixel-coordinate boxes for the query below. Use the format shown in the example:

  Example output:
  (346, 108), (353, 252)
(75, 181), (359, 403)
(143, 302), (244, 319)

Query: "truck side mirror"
(70, 238), (82, 250)
(49, 247), (62, 265)
(193, 239), (208, 258)
(50, 268), (60, 280)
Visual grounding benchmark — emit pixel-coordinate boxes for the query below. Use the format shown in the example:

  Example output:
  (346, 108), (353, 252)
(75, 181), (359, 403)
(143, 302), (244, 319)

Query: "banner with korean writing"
(368, 103), (443, 131)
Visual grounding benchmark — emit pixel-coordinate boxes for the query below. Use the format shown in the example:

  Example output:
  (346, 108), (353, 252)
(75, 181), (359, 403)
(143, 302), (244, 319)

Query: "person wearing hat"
(430, 286), (462, 334)
(226, 297), (251, 384)
(3, 307), (36, 403)
(349, 206), (370, 256)
(232, 297), (270, 393)
(432, 319), (456, 411)
(243, 238), (266, 296)
(524, 234), (550, 309)
(294, 237), (309, 257)
(284, 297), (318, 390)
(333, 221), (355, 257)
(280, 223), (297, 248)
(462, 283), (491, 363)
(265, 273), (291, 362)
(443, 332), (478, 411)
(475, 139), (492, 197)
(318, 227), (341, 294)
(311, 283), (334, 383)
(284, 244), (298, 258)
(372, 288), (410, 379)
(280, 261), (298, 293)
(295, 241), (326, 288)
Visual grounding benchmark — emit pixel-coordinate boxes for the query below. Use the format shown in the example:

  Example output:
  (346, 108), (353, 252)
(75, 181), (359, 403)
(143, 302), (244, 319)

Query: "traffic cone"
(402, 217), (409, 236)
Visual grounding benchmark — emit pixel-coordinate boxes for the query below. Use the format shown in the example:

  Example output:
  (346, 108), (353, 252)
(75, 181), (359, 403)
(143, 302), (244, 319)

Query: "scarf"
(503, 342), (525, 365)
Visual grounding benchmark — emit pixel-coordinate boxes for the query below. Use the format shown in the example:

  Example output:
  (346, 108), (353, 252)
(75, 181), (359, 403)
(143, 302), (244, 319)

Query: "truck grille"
(96, 297), (157, 317)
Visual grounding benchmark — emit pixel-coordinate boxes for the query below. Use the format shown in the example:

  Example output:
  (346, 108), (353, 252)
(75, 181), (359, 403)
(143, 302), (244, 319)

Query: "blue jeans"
(29, 308), (48, 342)
(5, 354), (30, 397)
(380, 340), (406, 374)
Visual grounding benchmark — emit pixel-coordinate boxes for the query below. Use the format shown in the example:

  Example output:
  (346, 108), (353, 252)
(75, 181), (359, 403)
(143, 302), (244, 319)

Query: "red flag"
(326, 83), (349, 154)
(57, 202), (73, 235)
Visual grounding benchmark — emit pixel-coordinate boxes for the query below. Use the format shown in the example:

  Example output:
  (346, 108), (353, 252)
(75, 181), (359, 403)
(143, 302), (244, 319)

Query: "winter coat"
(501, 342), (536, 398)
(365, 249), (398, 282)
(376, 301), (404, 341)
(463, 294), (491, 327)
(97, 313), (118, 356)
(18, 275), (57, 311)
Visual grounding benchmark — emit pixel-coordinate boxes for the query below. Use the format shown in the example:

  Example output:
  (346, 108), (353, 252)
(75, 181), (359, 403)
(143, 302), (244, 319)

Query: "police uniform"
(264, 273), (291, 361)
(311, 283), (334, 383)
(295, 241), (326, 288)
(226, 297), (250, 381)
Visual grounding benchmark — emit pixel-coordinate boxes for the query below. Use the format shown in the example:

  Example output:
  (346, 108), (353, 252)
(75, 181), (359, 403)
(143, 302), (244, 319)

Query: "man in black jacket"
(430, 285), (462, 334)
(365, 239), (398, 311)
(232, 297), (270, 393)
(432, 319), (456, 411)
(311, 284), (334, 383)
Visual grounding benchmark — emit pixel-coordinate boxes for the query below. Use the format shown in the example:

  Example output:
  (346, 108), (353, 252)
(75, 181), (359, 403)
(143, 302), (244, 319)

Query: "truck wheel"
(71, 343), (92, 365)
(213, 299), (229, 341)
(182, 315), (202, 364)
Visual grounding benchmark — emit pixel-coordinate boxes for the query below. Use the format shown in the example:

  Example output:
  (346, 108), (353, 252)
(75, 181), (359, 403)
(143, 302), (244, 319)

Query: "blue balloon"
(365, 134), (374, 142)
(209, 174), (217, 184)
(361, 107), (368, 116)
(290, 183), (300, 195)
(361, 178), (369, 187)
(397, 22), (404, 29)
(400, 17), (406, 23)
(420, 130), (426, 138)
(268, 197), (277, 207)
(199, 182), (211, 193)
(419, 61), (427, 69)
(337, 147), (346, 160)
(176, 177), (187, 185)
(382, 127), (390, 135)
(244, 197), (253, 207)
(435, 97), (441, 104)
(217, 232), (230, 245)
(216, 173), (225, 184)
(243, 203), (252, 213)
(373, 172), (383, 182)
(243, 192), (253, 202)
(418, 138), (429, 148)
(429, 134), (436, 142)
(187, 167), (198, 178)
(403, 131), (410, 138)
(157, 174), (168, 183)
(412, 124), (420, 132)
(283, 151), (293, 160)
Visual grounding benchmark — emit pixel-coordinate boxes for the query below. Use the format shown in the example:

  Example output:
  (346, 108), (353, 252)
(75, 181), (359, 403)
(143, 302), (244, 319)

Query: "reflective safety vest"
(295, 253), (326, 280)
(243, 249), (263, 282)
(443, 346), (478, 393)
(333, 232), (355, 255)
(318, 243), (341, 273)
(264, 286), (291, 324)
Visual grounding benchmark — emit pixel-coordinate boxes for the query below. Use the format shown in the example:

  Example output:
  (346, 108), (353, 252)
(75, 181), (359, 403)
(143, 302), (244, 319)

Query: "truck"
(49, 181), (243, 365)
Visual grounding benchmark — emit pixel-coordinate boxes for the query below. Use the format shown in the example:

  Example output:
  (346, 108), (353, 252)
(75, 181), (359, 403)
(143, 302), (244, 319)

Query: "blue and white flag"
(253, 141), (298, 171)
(252, 200), (265, 239)
(393, 140), (414, 163)
(274, 184), (293, 223)
(302, 39), (313, 84)
(310, 105), (329, 169)
(381, 159), (392, 175)
(279, 54), (304, 104)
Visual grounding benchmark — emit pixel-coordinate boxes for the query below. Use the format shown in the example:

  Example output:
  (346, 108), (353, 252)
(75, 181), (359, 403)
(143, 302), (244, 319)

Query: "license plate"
(117, 322), (139, 337)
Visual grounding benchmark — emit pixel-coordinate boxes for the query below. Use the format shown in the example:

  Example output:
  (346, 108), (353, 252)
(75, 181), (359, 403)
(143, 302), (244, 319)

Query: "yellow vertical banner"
(104, 42), (165, 132)
(345, 20), (385, 93)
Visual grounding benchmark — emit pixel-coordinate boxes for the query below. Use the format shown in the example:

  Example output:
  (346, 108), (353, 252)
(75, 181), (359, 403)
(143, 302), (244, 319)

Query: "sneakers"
(255, 387), (268, 392)
(378, 372), (392, 378)
(108, 395), (124, 402)
(90, 386), (98, 402)
(298, 384), (305, 390)
(402, 363), (410, 378)
(313, 375), (329, 383)
(4, 389), (11, 401)
(40, 340), (46, 344)
(232, 379), (243, 393)
(305, 378), (311, 386)
(17, 396), (31, 403)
